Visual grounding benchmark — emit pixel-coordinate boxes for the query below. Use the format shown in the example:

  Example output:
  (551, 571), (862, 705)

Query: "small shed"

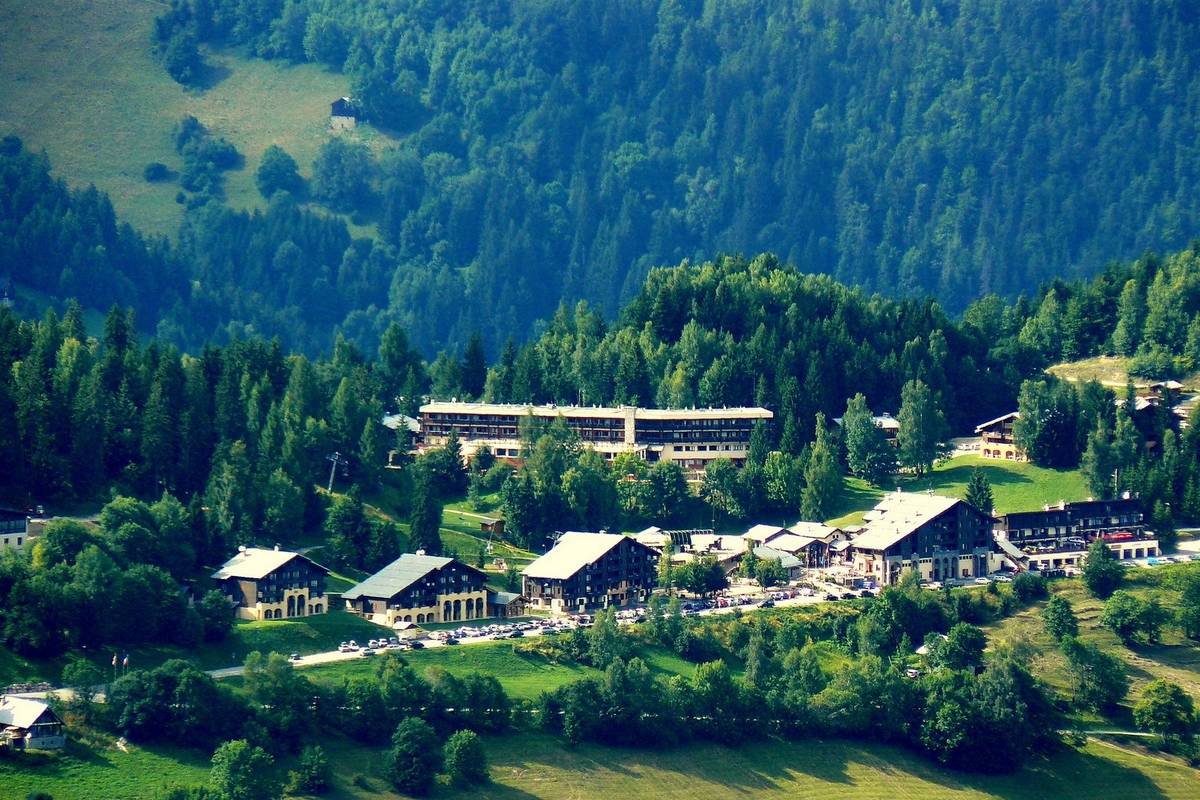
(330, 96), (359, 129)
(480, 518), (506, 537)
(488, 590), (525, 619)
(391, 620), (424, 640)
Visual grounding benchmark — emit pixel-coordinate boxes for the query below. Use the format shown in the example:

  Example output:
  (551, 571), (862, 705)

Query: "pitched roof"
(974, 411), (1019, 432)
(787, 521), (840, 540)
(744, 524), (788, 543)
(489, 590), (522, 605)
(0, 695), (56, 729)
(764, 533), (820, 553)
(851, 492), (962, 552)
(343, 554), (481, 601)
(211, 548), (326, 581)
(752, 545), (802, 570)
(523, 532), (631, 580)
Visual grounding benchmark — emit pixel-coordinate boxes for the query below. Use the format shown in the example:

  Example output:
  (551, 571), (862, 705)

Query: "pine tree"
(409, 466), (443, 555)
(897, 379), (949, 477)
(964, 468), (994, 514)
(800, 414), (840, 521)
(842, 393), (896, 486)
(460, 332), (487, 399)
(1080, 419), (1115, 498)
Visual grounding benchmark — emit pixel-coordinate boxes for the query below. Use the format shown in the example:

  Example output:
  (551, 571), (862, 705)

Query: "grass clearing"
(313, 732), (1200, 800)
(0, 0), (389, 238)
(982, 567), (1200, 710)
(0, 734), (211, 800)
(826, 455), (1087, 527)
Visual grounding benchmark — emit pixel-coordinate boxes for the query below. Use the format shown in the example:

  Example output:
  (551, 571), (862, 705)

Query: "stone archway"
(286, 596), (295, 617)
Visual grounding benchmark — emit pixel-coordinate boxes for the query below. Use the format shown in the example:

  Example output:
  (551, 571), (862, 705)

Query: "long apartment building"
(417, 401), (772, 475)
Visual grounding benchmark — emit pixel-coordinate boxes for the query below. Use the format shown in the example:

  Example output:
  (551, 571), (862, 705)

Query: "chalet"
(212, 546), (329, 621)
(994, 497), (1156, 570)
(330, 96), (359, 129)
(342, 554), (490, 626)
(0, 508), (29, 552)
(0, 695), (65, 751)
(975, 412), (1025, 462)
(743, 524), (789, 545)
(850, 492), (996, 585)
(523, 532), (658, 613)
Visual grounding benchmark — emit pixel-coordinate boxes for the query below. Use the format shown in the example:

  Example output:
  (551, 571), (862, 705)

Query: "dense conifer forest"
(143, 0), (1200, 353)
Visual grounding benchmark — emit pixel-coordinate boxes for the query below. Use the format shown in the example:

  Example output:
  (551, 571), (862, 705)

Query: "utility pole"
(326, 451), (349, 492)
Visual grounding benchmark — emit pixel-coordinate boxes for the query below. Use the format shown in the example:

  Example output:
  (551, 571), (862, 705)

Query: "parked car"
(288, 653), (302, 662)
(337, 642), (353, 653)
(409, 640), (424, 649)
(444, 637), (459, 645)
(347, 640), (360, 650)
(859, 589), (874, 598)
(758, 599), (775, 608)
(509, 630), (525, 638)
(360, 647), (376, 656)
(974, 577), (991, 585)
(841, 592), (857, 600)
(824, 593), (839, 601)
(994, 575), (1013, 583)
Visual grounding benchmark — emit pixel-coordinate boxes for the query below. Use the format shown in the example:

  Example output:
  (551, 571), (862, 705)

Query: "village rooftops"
(743, 524), (788, 543)
(211, 547), (325, 581)
(763, 533), (819, 553)
(0, 695), (52, 729)
(689, 533), (750, 553)
(420, 401), (772, 421)
(523, 532), (628, 580)
(851, 492), (962, 552)
(752, 545), (802, 570)
(343, 554), (485, 601)
(787, 521), (840, 540)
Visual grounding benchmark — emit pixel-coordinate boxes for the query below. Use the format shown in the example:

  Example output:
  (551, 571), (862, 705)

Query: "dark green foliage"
(385, 718), (443, 796)
(255, 145), (303, 198)
(964, 469), (994, 515)
(1133, 679), (1198, 746)
(1082, 539), (1125, 599)
(1041, 595), (1078, 641)
(107, 660), (246, 748)
(311, 138), (374, 212)
(287, 745), (332, 795)
(1060, 635), (1129, 711)
(150, 1), (1200, 357)
(144, 162), (171, 182)
(208, 739), (280, 800)
(443, 729), (488, 786)
(1009, 572), (1047, 603)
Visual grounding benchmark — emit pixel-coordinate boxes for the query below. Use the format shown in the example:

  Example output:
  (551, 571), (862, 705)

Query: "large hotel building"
(417, 402), (772, 477)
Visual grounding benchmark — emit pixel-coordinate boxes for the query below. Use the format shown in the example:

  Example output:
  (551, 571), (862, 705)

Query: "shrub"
(143, 162), (170, 182)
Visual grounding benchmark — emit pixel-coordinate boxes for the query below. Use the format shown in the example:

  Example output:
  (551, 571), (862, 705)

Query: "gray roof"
(212, 548), (326, 581)
(0, 695), (56, 729)
(343, 554), (481, 601)
(852, 492), (962, 551)
(523, 532), (629, 580)
(489, 590), (521, 605)
(753, 545), (802, 570)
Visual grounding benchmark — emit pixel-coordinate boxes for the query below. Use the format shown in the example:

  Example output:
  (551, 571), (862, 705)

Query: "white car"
(974, 577), (991, 585)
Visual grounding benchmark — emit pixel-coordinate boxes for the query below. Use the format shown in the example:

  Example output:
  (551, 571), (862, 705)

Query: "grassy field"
(0, 733), (211, 800)
(983, 564), (1200, 712)
(297, 639), (703, 701)
(0, 0), (389, 238)
(826, 455), (1087, 527)
(0, 609), (385, 686)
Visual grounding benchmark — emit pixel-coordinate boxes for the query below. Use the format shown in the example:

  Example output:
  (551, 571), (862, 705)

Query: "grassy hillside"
(827, 455), (1088, 527)
(8, 731), (1196, 800)
(983, 564), (1200, 712)
(0, 0), (367, 237)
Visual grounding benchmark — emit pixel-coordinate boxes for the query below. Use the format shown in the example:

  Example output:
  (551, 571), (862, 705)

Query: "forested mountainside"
(145, 0), (1200, 352)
